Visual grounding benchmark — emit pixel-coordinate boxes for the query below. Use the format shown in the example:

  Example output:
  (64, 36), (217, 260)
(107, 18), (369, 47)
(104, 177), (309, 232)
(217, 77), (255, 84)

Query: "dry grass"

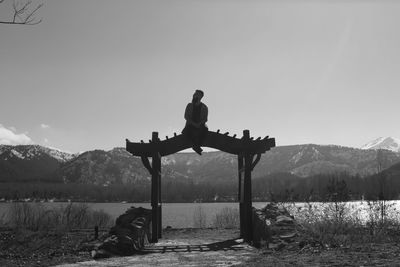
(192, 205), (207, 228)
(283, 200), (400, 248)
(5, 202), (113, 232)
(213, 207), (239, 229)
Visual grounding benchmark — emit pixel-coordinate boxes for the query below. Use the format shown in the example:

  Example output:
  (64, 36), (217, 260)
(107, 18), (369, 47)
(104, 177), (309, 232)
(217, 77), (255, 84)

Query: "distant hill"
(1, 144), (400, 185)
(163, 144), (400, 182)
(258, 144), (400, 177)
(58, 148), (187, 185)
(383, 161), (400, 177)
(0, 145), (76, 182)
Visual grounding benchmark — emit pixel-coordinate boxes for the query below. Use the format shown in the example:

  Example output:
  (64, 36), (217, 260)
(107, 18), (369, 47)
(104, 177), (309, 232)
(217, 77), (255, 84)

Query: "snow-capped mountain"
(361, 137), (400, 153)
(0, 144), (77, 182)
(0, 144), (75, 162)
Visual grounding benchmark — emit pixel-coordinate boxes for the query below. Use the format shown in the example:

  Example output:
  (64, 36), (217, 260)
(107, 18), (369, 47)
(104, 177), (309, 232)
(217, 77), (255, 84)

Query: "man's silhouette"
(182, 90), (208, 155)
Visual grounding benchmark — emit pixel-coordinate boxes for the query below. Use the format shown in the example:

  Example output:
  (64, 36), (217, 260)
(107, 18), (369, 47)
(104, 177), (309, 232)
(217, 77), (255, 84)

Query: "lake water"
(0, 202), (268, 228)
(1, 201), (399, 228)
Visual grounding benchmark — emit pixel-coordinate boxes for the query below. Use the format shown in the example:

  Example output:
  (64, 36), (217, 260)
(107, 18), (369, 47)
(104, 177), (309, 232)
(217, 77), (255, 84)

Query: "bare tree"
(0, 0), (43, 25)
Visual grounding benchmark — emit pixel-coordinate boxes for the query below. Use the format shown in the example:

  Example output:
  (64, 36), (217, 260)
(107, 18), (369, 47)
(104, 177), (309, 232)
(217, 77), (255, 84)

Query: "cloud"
(40, 123), (50, 129)
(0, 124), (33, 145)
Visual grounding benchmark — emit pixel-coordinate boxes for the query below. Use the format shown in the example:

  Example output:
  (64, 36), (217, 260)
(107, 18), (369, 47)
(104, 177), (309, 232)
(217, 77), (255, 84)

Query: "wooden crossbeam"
(126, 130), (275, 157)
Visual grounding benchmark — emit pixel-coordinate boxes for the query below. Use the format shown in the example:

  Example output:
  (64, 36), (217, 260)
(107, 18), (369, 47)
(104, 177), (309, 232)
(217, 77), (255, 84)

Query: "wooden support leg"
(151, 181), (158, 243)
(158, 205), (162, 238)
(151, 132), (161, 243)
(158, 167), (162, 239)
(242, 130), (253, 243)
(244, 152), (253, 242)
(238, 154), (244, 238)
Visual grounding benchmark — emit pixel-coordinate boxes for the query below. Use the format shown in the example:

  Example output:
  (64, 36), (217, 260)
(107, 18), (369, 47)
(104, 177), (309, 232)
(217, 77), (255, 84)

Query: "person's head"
(192, 89), (204, 105)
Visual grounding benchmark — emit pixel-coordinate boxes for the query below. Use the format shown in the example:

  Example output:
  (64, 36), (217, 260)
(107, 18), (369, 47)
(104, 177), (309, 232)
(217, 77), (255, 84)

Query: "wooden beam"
(126, 130), (275, 157)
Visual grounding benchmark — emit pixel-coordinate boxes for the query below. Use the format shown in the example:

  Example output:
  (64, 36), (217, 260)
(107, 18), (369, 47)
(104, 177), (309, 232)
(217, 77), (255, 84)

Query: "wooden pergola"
(126, 129), (275, 243)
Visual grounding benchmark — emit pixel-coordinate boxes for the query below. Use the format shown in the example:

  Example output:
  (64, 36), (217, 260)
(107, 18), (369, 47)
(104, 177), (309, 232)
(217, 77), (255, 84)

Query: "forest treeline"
(0, 171), (398, 202)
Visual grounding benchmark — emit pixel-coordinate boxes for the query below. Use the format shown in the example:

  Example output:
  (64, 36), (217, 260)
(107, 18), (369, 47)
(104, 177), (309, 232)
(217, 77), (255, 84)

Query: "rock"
(276, 215), (294, 225)
(279, 232), (296, 240)
(91, 206), (152, 258)
(252, 203), (297, 249)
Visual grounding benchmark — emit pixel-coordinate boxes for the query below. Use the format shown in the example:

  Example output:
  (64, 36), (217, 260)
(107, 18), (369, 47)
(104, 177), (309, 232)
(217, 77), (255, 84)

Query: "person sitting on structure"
(182, 89), (208, 155)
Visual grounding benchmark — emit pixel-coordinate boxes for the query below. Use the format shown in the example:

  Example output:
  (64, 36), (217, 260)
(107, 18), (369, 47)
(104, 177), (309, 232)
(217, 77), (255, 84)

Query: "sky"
(1, 0), (399, 153)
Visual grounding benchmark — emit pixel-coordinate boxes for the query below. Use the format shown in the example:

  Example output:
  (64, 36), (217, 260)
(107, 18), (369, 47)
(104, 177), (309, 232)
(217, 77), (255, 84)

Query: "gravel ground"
(56, 228), (255, 267)
(0, 229), (96, 267)
(3, 228), (400, 267)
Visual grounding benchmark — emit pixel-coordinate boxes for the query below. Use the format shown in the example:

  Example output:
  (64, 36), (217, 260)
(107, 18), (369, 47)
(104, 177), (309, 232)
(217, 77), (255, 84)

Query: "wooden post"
(151, 132), (161, 243)
(243, 130), (253, 242)
(158, 168), (162, 238)
(238, 154), (244, 238)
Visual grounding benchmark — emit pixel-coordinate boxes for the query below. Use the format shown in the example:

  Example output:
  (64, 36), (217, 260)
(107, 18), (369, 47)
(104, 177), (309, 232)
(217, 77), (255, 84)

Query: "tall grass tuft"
(6, 202), (113, 232)
(192, 205), (207, 228)
(213, 207), (239, 229)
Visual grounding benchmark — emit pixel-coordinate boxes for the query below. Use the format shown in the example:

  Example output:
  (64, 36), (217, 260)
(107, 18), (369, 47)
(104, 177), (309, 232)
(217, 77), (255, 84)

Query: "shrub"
(366, 200), (400, 241)
(290, 202), (364, 247)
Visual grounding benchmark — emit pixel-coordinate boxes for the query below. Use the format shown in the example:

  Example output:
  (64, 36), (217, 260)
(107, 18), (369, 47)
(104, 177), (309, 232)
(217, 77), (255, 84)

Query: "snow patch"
(290, 151), (303, 164)
(361, 137), (400, 152)
(11, 149), (24, 159)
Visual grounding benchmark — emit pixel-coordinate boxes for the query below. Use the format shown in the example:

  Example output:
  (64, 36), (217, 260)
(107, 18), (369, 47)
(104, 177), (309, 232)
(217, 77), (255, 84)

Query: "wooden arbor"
(126, 130), (275, 243)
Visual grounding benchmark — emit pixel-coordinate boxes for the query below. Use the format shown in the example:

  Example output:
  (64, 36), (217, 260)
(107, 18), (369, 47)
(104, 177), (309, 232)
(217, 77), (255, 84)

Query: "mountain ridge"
(1, 143), (400, 184)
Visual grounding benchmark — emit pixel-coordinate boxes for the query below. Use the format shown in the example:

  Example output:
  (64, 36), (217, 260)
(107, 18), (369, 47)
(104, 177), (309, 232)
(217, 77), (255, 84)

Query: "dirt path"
(55, 229), (257, 267)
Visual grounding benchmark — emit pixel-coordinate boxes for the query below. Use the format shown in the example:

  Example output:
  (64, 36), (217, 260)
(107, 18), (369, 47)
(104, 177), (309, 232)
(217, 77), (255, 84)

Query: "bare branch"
(23, 2), (43, 24)
(0, 0), (43, 25)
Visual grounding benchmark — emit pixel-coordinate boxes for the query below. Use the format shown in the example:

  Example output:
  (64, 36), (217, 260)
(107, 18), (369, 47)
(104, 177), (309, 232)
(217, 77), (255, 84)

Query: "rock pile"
(252, 203), (297, 249)
(92, 207), (152, 259)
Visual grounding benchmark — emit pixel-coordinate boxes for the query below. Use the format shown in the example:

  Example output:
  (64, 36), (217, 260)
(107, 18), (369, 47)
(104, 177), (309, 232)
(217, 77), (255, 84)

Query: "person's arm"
(184, 103), (200, 127)
(199, 104), (208, 125)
